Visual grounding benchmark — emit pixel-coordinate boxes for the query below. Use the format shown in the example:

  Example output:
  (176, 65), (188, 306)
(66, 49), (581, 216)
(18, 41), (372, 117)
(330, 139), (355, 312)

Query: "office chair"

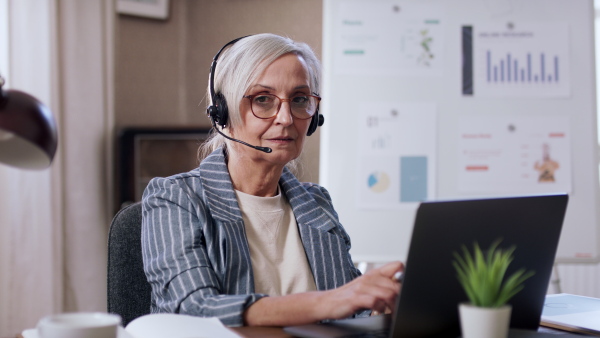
(107, 202), (152, 326)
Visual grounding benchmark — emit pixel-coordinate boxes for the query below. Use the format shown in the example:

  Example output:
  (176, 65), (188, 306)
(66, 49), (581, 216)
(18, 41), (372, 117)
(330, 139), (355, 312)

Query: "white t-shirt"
(235, 187), (317, 296)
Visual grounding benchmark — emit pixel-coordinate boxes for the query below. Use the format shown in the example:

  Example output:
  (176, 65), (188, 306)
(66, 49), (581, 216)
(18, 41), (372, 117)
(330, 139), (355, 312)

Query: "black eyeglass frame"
(242, 93), (322, 120)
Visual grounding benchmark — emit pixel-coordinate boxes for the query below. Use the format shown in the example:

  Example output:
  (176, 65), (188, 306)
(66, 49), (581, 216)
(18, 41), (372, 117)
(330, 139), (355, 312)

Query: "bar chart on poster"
(320, 0), (599, 263)
(470, 23), (571, 97)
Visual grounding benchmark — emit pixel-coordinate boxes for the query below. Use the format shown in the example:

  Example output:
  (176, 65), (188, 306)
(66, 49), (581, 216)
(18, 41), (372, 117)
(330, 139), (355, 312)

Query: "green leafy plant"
(452, 239), (535, 308)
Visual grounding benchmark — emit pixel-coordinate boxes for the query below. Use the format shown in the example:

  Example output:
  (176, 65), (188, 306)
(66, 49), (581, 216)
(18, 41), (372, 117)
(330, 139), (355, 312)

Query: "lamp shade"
(0, 86), (58, 170)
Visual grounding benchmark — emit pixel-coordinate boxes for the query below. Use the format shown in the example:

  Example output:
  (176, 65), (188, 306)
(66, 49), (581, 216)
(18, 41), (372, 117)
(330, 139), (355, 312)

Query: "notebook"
(284, 193), (569, 338)
(541, 293), (600, 336)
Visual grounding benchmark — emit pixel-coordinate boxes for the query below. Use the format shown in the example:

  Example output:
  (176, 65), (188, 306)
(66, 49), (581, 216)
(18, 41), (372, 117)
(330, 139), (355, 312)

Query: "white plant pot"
(459, 303), (512, 338)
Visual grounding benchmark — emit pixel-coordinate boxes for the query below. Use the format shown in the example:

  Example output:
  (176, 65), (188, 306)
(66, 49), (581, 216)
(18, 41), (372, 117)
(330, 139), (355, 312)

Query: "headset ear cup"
(213, 93), (229, 128)
(307, 113), (320, 136)
(207, 105), (219, 125)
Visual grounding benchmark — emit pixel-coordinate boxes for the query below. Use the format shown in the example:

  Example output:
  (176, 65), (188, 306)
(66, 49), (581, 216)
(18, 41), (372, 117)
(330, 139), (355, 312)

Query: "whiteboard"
(320, 0), (599, 263)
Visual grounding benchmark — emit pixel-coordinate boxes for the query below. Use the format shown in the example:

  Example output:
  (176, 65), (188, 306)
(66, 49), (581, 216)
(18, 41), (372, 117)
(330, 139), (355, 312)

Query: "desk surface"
(12, 327), (293, 338)
(231, 326), (294, 337)
(12, 324), (586, 338)
(231, 326), (590, 337)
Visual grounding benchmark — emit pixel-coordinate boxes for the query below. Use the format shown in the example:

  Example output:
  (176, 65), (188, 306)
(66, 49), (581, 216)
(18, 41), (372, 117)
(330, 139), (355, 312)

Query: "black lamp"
(0, 75), (58, 170)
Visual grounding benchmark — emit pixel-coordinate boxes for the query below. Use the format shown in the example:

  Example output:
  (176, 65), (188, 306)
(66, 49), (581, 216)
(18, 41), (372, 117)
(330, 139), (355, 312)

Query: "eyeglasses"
(243, 93), (321, 120)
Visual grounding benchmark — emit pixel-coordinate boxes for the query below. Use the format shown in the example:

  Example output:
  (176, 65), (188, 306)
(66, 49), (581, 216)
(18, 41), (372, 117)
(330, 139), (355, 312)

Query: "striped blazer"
(141, 147), (362, 326)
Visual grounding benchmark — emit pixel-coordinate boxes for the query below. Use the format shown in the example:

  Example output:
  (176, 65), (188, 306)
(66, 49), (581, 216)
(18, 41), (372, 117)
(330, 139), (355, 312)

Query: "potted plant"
(452, 239), (534, 338)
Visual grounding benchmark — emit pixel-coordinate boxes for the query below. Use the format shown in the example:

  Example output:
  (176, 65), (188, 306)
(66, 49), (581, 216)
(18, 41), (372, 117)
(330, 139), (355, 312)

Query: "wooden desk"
(229, 325), (586, 338)
(14, 326), (294, 338)
(232, 326), (587, 337)
(14, 324), (582, 338)
(231, 326), (294, 338)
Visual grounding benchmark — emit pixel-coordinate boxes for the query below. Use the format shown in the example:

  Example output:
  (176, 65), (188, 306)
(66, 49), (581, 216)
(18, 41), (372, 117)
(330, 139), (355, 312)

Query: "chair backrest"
(107, 202), (151, 326)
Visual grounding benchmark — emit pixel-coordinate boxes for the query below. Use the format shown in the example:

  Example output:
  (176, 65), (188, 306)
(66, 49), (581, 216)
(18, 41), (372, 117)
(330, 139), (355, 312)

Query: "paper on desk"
(125, 313), (241, 338)
(541, 293), (600, 335)
(22, 326), (134, 338)
(22, 314), (239, 338)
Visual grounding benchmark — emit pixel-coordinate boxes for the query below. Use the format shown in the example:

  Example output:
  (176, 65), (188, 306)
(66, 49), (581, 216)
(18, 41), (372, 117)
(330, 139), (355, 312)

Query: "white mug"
(37, 312), (121, 338)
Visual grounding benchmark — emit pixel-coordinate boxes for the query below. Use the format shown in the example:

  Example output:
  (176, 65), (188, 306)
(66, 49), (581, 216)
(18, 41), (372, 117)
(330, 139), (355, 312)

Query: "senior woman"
(141, 33), (403, 327)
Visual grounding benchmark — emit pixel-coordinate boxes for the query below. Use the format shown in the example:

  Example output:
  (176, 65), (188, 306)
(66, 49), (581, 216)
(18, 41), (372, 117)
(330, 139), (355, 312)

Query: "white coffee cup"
(37, 312), (121, 338)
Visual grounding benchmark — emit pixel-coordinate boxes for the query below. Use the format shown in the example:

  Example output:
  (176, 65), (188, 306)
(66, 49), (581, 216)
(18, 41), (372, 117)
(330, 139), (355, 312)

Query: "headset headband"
(208, 36), (250, 103)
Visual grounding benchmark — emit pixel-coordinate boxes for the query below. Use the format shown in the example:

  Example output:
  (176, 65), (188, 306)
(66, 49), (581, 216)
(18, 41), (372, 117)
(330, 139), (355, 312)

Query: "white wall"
(0, 0), (9, 84)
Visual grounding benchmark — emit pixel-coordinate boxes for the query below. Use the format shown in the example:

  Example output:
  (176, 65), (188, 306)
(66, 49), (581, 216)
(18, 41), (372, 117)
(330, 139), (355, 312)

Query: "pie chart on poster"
(367, 172), (390, 193)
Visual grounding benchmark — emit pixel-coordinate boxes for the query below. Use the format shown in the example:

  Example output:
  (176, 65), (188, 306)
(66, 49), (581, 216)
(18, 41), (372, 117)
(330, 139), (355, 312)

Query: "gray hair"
(199, 33), (321, 162)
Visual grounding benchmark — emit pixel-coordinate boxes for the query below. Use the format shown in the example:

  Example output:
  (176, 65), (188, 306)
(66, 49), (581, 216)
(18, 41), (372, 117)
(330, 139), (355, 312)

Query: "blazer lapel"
(280, 168), (353, 290)
(198, 148), (255, 294)
(197, 153), (355, 293)
(198, 149), (243, 223)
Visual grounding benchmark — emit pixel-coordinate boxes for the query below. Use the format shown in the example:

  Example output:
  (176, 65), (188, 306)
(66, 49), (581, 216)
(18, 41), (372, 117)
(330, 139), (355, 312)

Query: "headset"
(206, 36), (324, 153)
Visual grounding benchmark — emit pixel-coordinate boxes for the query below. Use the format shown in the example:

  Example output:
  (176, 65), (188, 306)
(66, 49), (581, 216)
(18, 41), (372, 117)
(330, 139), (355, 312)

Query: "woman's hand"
(318, 261), (404, 320)
(243, 261), (404, 326)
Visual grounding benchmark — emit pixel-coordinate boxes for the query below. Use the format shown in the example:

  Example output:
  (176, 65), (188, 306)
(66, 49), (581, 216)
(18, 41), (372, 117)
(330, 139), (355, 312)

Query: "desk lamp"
(0, 75), (58, 169)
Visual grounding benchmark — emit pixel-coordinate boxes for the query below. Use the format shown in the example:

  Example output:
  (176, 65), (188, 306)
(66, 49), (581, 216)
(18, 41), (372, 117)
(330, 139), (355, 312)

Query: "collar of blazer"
(198, 147), (337, 233)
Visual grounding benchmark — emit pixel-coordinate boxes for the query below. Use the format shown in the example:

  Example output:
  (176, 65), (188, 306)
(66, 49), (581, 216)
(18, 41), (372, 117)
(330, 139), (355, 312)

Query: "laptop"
(285, 193), (569, 338)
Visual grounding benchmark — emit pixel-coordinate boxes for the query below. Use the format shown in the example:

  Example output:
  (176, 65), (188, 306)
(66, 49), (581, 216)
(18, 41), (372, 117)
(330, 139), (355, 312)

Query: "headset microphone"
(206, 36), (272, 154)
(210, 118), (272, 153)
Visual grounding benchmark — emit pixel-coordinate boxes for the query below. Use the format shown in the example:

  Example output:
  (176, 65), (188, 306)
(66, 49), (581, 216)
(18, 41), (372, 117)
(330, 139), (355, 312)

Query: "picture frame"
(116, 127), (210, 213)
(116, 0), (170, 20)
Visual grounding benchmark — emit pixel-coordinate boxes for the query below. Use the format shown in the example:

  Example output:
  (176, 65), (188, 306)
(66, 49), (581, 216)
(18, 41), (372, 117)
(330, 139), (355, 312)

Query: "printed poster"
(458, 115), (571, 194)
(357, 102), (437, 209)
(335, 1), (445, 76)
(463, 22), (571, 97)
